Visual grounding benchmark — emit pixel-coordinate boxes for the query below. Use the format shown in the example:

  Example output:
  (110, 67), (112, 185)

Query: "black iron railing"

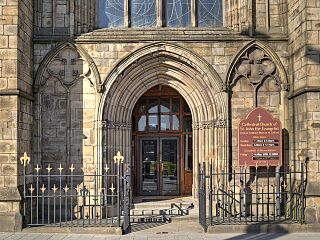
(198, 161), (306, 230)
(21, 152), (131, 231)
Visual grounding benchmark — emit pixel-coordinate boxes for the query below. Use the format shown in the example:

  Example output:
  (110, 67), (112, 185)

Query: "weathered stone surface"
(0, 187), (21, 201)
(0, 212), (22, 231)
(306, 182), (320, 196)
(305, 207), (318, 223)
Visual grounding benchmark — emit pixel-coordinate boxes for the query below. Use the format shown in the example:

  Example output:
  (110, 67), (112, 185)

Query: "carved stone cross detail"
(47, 49), (85, 86)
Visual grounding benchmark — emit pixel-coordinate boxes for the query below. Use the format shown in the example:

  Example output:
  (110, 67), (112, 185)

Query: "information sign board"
(238, 107), (282, 166)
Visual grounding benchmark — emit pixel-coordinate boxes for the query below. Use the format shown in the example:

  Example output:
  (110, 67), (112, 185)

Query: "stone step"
(132, 201), (194, 210)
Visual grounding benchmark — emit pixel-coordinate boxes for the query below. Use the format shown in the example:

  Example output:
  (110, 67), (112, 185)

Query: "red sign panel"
(238, 107), (282, 167)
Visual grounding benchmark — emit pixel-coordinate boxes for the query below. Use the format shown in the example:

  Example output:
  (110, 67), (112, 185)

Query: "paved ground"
(2, 232), (320, 240)
(2, 221), (320, 240)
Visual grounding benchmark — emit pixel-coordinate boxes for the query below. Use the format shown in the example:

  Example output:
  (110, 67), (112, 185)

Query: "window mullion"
(191, 0), (196, 27)
(157, 0), (164, 27)
(125, 0), (129, 27)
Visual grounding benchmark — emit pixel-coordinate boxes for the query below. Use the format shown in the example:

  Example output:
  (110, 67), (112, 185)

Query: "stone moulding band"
(0, 89), (34, 101)
(288, 87), (320, 100)
(98, 120), (226, 130)
(99, 121), (132, 130)
(192, 120), (227, 129)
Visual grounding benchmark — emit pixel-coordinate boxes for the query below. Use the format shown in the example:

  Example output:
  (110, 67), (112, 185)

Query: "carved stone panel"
(36, 47), (97, 172)
(230, 45), (282, 107)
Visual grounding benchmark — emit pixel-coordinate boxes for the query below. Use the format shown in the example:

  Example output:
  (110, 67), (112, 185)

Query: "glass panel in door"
(141, 139), (159, 195)
(161, 139), (179, 195)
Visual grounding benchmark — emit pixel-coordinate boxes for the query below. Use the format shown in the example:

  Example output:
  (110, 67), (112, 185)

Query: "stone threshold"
(207, 224), (320, 234)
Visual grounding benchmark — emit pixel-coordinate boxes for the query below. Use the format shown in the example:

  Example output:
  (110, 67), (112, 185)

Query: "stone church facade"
(0, 0), (319, 231)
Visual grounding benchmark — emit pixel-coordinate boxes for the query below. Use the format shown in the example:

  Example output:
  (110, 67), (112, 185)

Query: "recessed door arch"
(99, 42), (227, 200)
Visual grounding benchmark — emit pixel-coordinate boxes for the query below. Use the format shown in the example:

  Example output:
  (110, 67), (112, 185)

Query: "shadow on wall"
(306, 46), (320, 64)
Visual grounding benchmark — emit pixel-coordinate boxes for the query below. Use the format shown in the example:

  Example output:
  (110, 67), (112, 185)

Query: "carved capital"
(96, 84), (104, 93)
(106, 121), (132, 130)
(216, 119), (227, 128)
(283, 82), (290, 92)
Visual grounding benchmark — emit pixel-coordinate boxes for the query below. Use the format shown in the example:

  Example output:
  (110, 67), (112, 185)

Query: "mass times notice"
(238, 107), (282, 167)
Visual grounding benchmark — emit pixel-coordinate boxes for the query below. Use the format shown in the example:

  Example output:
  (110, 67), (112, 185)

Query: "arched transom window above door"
(98, 0), (223, 28)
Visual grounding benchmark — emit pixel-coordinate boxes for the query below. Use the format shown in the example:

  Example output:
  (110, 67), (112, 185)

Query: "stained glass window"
(98, 0), (223, 28)
(131, 0), (157, 27)
(197, 0), (223, 27)
(165, 0), (191, 27)
(98, 0), (124, 28)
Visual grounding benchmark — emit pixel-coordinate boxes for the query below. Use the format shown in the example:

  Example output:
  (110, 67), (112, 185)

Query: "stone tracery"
(33, 43), (99, 173)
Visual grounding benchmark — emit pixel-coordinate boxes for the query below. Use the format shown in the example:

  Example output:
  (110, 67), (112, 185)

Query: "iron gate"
(198, 161), (306, 230)
(21, 151), (131, 232)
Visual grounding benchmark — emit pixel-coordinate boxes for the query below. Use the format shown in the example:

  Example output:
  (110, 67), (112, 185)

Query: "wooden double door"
(140, 137), (179, 196)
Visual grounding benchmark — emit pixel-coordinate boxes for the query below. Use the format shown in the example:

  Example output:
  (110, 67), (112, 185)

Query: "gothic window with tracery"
(98, 0), (223, 28)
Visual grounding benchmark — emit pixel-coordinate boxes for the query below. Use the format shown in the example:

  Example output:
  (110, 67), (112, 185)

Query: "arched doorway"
(98, 42), (227, 200)
(132, 85), (193, 196)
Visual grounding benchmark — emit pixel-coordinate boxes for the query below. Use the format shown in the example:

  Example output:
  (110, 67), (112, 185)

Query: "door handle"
(161, 163), (163, 172)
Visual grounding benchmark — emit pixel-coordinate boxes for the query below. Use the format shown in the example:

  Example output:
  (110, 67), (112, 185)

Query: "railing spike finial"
(114, 151), (124, 165)
(64, 184), (69, 192)
(58, 163), (63, 173)
(69, 164), (75, 172)
(283, 181), (287, 189)
(110, 183), (115, 193)
(52, 184), (58, 193)
(29, 184), (34, 193)
(35, 164), (41, 173)
(40, 184), (46, 193)
(104, 164), (109, 173)
(46, 164), (52, 173)
(20, 152), (30, 166)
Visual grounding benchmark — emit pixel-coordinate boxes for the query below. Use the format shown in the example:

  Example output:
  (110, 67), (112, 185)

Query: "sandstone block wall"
(0, 0), (33, 231)
(287, 0), (320, 223)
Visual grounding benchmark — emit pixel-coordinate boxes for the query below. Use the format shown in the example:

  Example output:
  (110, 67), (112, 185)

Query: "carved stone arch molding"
(33, 41), (101, 173)
(226, 40), (289, 107)
(98, 42), (228, 197)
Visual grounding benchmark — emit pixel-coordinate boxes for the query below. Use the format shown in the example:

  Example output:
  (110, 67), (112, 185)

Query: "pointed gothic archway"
(98, 42), (227, 198)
